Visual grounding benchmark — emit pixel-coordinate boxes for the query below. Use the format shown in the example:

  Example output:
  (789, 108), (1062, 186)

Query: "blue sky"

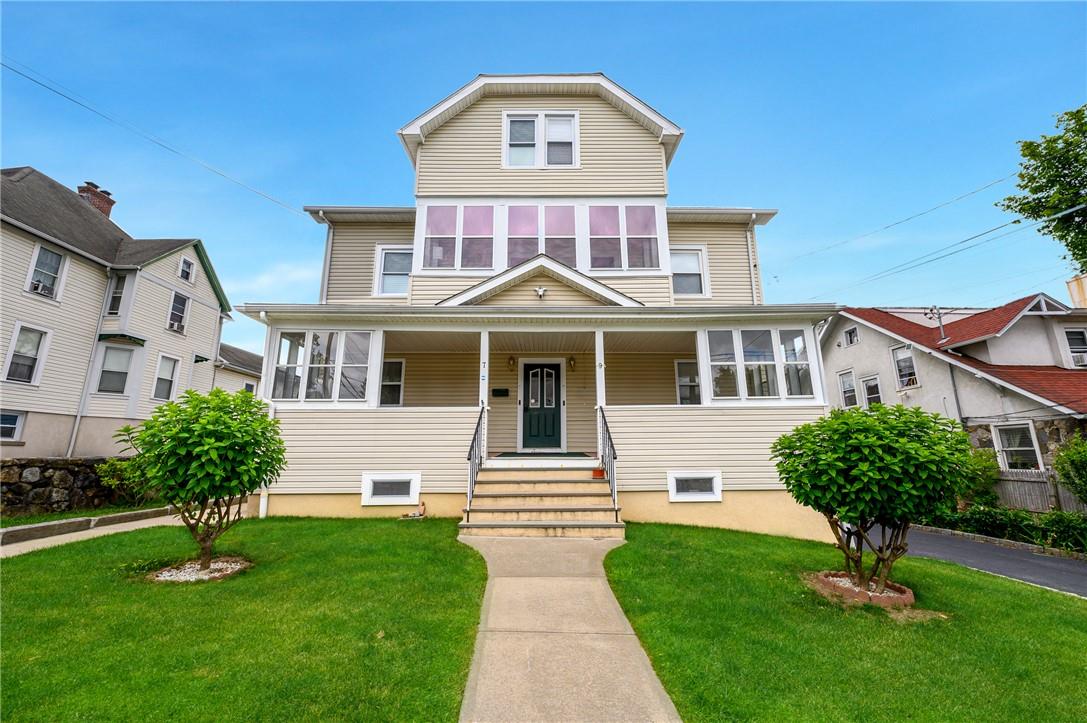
(3, 2), (1084, 352)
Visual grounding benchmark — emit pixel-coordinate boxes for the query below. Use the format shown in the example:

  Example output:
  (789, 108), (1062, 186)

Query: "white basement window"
(362, 472), (421, 506)
(667, 470), (722, 502)
(994, 423), (1042, 471)
(891, 345), (919, 389)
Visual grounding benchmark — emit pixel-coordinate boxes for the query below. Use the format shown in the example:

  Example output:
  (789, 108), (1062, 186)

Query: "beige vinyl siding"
(605, 276), (672, 306)
(669, 222), (758, 304)
(142, 247), (219, 308)
(477, 273), (605, 306)
(214, 366), (259, 393)
(416, 95), (667, 197)
(271, 407), (479, 493)
(0, 224), (107, 415)
(605, 353), (690, 405)
(326, 222), (415, 303)
(486, 351), (596, 453)
(605, 406), (825, 491)
(397, 353), (478, 406)
(408, 275), (489, 305)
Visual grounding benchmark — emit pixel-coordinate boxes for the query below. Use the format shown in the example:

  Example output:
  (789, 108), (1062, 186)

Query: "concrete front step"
(464, 507), (621, 522)
(474, 480), (612, 494)
(458, 521), (626, 538)
(476, 468), (601, 482)
(472, 492), (615, 507)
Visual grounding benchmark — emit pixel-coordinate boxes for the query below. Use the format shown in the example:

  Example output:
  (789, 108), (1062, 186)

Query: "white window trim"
(667, 470), (723, 503)
(105, 273), (128, 316)
(673, 359), (700, 405)
(362, 471), (421, 506)
(992, 422), (1044, 471)
(24, 243), (69, 303)
(2, 321), (53, 387)
(842, 326), (860, 347)
(890, 344), (920, 390)
(1063, 326), (1087, 367)
(422, 206), (496, 272)
(669, 245), (710, 298)
(859, 374), (882, 408)
(380, 358), (405, 407)
(270, 329), (377, 404)
(94, 344), (136, 396)
(0, 410), (26, 441)
(166, 292), (190, 334)
(501, 110), (581, 170)
(177, 255), (197, 285)
(705, 328), (816, 402)
(837, 369), (858, 408)
(152, 353), (182, 401)
(373, 245), (413, 297)
(243, 381), (256, 393)
(516, 357), (567, 453)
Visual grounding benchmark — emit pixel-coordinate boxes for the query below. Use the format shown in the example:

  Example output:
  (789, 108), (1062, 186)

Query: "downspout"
(947, 364), (964, 423)
(318, 210), (332, 304)
(67, 266), (112, 456)
(746, 213), (762, 304)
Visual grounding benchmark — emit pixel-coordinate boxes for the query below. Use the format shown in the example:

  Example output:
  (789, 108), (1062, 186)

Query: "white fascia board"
(435, 256), (642, 307)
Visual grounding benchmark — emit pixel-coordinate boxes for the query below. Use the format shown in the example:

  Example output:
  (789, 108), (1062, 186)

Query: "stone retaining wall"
(1, 457), (122, 515)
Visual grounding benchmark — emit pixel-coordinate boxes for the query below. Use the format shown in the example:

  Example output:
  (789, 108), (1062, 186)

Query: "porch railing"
(465, 406), (486, 522)
(598, 407), (619, 522)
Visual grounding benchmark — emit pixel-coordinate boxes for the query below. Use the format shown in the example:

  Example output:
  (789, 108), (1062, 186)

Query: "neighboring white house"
(820, 293), (1087, 472)
(0, 167), (232, 457)
(238, 73), (838, 541)
(214, 343), (262, 394)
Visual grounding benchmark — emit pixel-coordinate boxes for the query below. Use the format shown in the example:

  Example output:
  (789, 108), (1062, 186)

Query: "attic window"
(504, 111), (578, 169)
(179, 257), (195, 283)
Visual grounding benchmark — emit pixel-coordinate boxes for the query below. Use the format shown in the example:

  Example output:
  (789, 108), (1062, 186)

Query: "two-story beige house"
(1, 167), (232, 457)
(239, 74), (837, 540)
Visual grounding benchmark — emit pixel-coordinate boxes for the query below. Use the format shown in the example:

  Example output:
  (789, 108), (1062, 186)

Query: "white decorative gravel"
(153, 557), (250, 582)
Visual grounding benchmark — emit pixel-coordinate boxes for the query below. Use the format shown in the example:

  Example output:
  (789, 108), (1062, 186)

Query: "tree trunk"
(199, 540), (214, 570)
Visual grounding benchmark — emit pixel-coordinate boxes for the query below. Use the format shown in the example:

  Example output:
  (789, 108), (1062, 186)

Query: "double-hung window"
(273, 330), (372, 402)
(707, 330), (740, 398)
(779, 329), (813, 397)
(674, 360), (701, 405)
(422, 206), (495, 271)
(507, 116), (537, 167)
(5, 324), (49, 384)
(838, 371), (858, 408)
(106, 274), (127, 315)
(891, 345), (918, 388)
(168, 293), (189, 333)
(153, 355), (180, 400)
(508, 206), (540, 267)
(28, 246), (63, 299)
(544, 206), (576, 267)
(377, 247), (412, 295)
(741, 330), (777, 397)
(423, 206), (457, 269)
(861, 376), (882, 407)
(1066, 329), (1087, 367)
(670, 249), (706, 296)
(589, 205), (660, 270)
(179, 257), (195, 283)
(994, 423), (1042, 470)
(97, 347), (133, 394)
(0, 411), (24, 441)
(506, 112), (577, 168)
(381, 360), (405, 406)
(461, 206), (494, 269)
(545, 115), (575, 165)
(843, 327), (859, 346)
(589, 206), (622, 269)
(625, 206), (659, 269)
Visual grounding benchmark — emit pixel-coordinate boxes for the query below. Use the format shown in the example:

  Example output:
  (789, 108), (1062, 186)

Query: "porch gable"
(436, 255), (643, 307)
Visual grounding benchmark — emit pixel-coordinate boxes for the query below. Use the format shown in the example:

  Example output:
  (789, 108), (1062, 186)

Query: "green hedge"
(922, 506), (1087, 553)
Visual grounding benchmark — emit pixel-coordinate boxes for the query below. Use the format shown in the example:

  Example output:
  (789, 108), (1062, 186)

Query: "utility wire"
(961, 394), (1087, 421)
(2, 58), (307, 218)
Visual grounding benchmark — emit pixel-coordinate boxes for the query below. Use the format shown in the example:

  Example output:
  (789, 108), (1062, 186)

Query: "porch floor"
(493, 452), (594, 458)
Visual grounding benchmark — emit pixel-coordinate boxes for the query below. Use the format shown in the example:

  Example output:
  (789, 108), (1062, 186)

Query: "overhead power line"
(1, 58), (307, 218)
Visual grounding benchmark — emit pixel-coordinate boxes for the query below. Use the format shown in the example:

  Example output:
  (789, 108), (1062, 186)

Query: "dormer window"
(504, 111), (578, 169)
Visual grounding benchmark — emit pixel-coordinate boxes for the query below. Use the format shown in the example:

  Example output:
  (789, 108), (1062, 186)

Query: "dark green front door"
(522, 363), (561, 449)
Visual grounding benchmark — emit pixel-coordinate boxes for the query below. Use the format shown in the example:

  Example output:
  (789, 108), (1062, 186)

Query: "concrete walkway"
(0, 515), (184, 558)
(459, 537), (680, 723)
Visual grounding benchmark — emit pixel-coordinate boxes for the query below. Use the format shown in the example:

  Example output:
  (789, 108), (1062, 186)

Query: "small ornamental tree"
(771, 405), (972, 592)
(1053, 432), (1087, 506)
(117, 389), (287, 569)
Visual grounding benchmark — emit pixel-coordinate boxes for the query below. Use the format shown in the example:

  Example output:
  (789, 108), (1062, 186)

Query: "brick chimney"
(78, 181), (116, 217)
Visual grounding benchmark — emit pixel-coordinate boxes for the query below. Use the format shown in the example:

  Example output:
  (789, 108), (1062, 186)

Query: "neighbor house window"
(28, 245), (64, 299)
(97, 347), (133, 394)
(106, 274), (127, 315)
(272, 331), (305, 399)
(362, 472), (421, 506)
(1066, 329), (1087, 367)
(838, 370), (858, 408)
(670, 249), (706, 296)
(707, 330), (739, 398)
(244, 382), (255, 393)
(779, 329), (813, 397)
(380, 359), (405, 406)
(674, 360), (701, 405)
(179, 257), (195, 283)
(667, 470), (722, 502)
(589, 206), (622, 269)
(461, 206), (494, 269)
(505, 112), (577, 168)
(625, 206), (659, 269)
(994, 423), (1042, 470)
(507, 206), (540, 267)
(741, 329), (778, 397)
(0, 410), (24, 441)
(376, 247), (412, 295)
(861, 376), (882, 407)
(843, 326), (859, 346)
(891, 345), (918, 388)
(423, 205), (456, 269)
(168, 292), (189, 333)
(153, 355), (180, 400)
(506, 116), (537, 167)
(544, 206), (576, 267)
(4, 324), (49, 384)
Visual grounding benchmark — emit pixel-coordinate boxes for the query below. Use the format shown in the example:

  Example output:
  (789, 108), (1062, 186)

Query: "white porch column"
(594, 329), (606, 408)
(366, 329), (384, 408)
(696, 329), (713, 406)
(479, 330), (490, 408)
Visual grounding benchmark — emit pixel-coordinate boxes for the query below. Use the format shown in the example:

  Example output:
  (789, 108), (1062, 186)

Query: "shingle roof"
(953, 357), (1087, 414)
(218, 343), (262, 376)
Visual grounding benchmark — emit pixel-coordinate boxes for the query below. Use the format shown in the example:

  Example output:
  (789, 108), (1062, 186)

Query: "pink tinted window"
(545, 238), (577, 267)
(545, 206), (575, 236)
(589, 206), (620, 236)
(463, 206), (493, 236)
(425, 206), (457, 235)
(508, 238), (539, 267)
(462, 238), (493, 268)
(508, 206), (538, 237)
(625, 206), (657, 236)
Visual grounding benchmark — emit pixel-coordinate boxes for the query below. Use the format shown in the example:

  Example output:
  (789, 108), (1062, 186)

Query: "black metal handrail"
(598, 408), (619, 523)
(465, 407), (486, 522)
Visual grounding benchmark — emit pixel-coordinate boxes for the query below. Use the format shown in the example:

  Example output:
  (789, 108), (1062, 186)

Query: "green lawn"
(0, 500), (165, 528)
(605, 523), (1087, 722)
(1, 518), (487, 721)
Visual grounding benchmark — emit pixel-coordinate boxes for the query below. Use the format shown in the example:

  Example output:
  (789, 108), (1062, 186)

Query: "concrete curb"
(915, 524), (1086, 561)
(0, 506), (175, 545)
